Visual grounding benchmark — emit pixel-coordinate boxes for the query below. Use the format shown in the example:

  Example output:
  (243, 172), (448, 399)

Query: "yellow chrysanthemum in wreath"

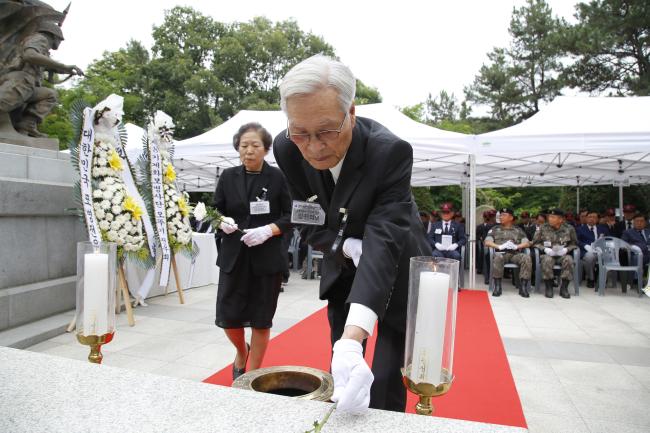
(107, 149), (123, 171)
(164, 163), (176, 183)
(123, 195), (143, 220)
(177, 196), (189, 217)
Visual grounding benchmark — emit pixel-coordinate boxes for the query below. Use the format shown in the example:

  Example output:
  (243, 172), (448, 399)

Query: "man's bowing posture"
(273, 55), (432, 413)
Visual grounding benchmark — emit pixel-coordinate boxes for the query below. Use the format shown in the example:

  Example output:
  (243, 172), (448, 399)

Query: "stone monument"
(0, 1), (85, 347)
(0, 0), (83, 151)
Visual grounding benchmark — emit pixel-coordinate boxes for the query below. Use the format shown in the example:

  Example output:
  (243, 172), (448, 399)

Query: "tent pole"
(619, 185), (624, 219)
(576, 186), (580, 215)
(469, 154), (477, 290)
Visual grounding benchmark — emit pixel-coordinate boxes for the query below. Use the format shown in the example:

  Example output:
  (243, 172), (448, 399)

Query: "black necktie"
(627, 220), (632, 229)
(444, 223), (449, 235)
(322, 170), (335, 197)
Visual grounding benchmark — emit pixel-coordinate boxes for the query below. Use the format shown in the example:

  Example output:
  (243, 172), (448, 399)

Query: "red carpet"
(203, 290), (526, 428)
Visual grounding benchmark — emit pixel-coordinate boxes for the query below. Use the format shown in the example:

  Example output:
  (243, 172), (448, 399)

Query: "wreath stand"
(164, 253), (185, 304)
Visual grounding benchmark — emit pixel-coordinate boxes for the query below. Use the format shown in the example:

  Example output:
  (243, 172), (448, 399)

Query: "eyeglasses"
(286, 112), (348, 146)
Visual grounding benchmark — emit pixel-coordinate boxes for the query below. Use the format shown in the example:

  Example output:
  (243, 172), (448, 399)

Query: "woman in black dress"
(213, 122), (292, 379)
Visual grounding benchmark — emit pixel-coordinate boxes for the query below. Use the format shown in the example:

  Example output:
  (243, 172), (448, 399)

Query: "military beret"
(499, 208), (515, 216)
(520, 211), (530, 218)
(548, 208), (565, 217)
(440, 202), (453, 212)
(605, 208), (616, 216)
(623, 204), (636, 212)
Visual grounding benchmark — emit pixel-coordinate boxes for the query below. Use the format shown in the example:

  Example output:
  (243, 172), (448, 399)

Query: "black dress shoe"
(232, 343), (250, 380)
(559, 280), (571, 299)
(544, 280), (554, 298)
(519, 280), (530, 298)
(492, 279), (502, 297)
(586, 279), (594, 288)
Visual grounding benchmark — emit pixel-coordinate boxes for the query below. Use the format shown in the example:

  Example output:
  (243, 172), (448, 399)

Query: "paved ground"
(25, 270), (650, 433)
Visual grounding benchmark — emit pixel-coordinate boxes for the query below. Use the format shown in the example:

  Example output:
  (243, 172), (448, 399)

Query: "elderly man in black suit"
(429, 202), (467, 261)
(622, 213), (650, 266)
(273, 54), (431, 414)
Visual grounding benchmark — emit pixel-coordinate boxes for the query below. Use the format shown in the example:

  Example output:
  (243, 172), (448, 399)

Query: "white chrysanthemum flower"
(97, 157), (107, 166)
(95, 209), (105, 219)
(107, 230), (118, 241)
(92, 190), (102, 199)
(124, 221), (133, 231)
(111, 196), (122, 205)
(105, 177), (115, 185)
(105, 212), (113, 221)
(99, 220), (110, 231)
(100, 200), (111, 210)
(102, 190), (112, 200)
(193, 202), (207, 221)
(98, 181), (106, 190)
(111, 205), (122, 215)
(110, 220), (121, 231)
(116, 237), (124, 246)
(168, 226), (177, 234)
(118, 228), (127, 238)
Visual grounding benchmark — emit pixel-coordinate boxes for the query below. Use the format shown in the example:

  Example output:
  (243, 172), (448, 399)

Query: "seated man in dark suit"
(576, 211), (610, 288)
(604, 208), (624, 238)
(622, 213), (650, 266)
(428, 202), (466, 261)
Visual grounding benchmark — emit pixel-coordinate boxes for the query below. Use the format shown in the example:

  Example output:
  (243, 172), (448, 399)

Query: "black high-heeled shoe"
(232, 343), (250, 380)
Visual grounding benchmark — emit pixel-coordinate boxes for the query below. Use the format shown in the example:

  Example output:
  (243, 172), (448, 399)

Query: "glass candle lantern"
(75, 241), (117, 362)
(403, 256), (459, 415)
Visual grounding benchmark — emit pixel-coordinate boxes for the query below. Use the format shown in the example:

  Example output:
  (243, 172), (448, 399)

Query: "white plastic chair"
(593, 237), (644, 296)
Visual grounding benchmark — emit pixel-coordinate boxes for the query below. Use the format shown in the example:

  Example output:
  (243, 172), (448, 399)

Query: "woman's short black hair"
(233, 122), (272, 151)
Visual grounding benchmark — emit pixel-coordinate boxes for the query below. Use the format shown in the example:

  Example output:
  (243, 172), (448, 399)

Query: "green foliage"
(412, 187), (436, 213)
(40, 103), (73, 149)
(429, 185), (463, 210)
(563, 0), (649, 95)
(400, 103), (426, 122)
(355, 80), (382, 105)
(426, 90), (461, 124)
(465, 0), (568, 124)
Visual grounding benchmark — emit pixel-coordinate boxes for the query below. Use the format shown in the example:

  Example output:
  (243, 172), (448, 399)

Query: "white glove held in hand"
(558, 247), (568, 256)
(435, 242), (444, 251)
(544, 247), (554, 256)
(241, 225), (273, 247)
(331, 339), (373, 414)
(342, 238), (363, 267)
(585, 245), (593, 253)
(448, 243), (458, 251)
(219, 217), (238, 234)
(498, 243), (507, 251)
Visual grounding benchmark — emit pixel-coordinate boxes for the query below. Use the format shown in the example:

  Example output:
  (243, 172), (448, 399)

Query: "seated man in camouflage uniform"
(484, 208), (532, 298)
(532, 208), (578, 299)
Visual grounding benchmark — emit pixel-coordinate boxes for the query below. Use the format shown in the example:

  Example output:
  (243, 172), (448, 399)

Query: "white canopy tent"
(82, 96), (649, 290)
(171, 103), (471, 192)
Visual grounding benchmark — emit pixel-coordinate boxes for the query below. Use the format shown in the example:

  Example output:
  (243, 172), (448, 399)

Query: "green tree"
(355, 80), (382, 105)
(465, 0), (568, 124)
(412, 187), (436, 213)
(426, 90), (460, 124)
(563, 0), (650, 95)
(399, 103), (426, 122)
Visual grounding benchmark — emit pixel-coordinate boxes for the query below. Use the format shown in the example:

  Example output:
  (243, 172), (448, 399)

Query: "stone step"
(0, 310), (73, 349)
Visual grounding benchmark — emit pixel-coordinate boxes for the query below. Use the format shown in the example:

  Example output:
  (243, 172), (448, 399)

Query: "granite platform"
(0, 347), (528, 433)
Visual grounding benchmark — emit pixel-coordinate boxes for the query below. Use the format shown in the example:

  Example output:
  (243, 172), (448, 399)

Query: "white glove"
(585, 244), (593, 253)
(544, 247), (555, 256)
(557, 247), (568, 256)
(219, 217), (238, 234)
(508, 241), (518, 250)
(331, 339), (373, 414)
(434, 242), (444, 251)
(498, 243), (507, 251)
(448, 243), (458, 251)
(342, 238), (363, 267)
(240, 225), (273, 247)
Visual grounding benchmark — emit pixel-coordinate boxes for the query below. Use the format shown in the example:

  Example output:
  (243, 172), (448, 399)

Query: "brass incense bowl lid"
(232, 365), (334, 402)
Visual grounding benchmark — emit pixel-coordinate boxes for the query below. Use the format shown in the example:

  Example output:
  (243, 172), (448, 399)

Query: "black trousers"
(327, 297), (407, 412)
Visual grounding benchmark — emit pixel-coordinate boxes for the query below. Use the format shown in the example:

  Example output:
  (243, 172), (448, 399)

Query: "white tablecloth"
(125, 232), (219, 299)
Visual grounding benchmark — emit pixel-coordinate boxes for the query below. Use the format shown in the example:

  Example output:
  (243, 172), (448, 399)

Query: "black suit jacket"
(428, 220), (467, 250)
(212, 162), (292, 276)
(273, 117), (431, 329)
(622, 228), (650, 257)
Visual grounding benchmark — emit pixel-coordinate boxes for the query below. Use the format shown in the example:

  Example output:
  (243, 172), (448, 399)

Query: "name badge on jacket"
(250, 201), (270, 215)
(434, 228), (442, 234)
(291, 200), (325, 225)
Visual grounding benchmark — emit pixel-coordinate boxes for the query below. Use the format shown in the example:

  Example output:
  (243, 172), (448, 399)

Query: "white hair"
(279, 54), (356, 113)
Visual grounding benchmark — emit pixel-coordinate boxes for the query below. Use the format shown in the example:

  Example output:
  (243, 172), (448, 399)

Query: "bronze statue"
(0, 0), (83, 142)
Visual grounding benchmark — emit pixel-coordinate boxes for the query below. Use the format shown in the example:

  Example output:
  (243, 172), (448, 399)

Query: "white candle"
(83, 253), (109, 336)
(410, 271), (450, 385)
